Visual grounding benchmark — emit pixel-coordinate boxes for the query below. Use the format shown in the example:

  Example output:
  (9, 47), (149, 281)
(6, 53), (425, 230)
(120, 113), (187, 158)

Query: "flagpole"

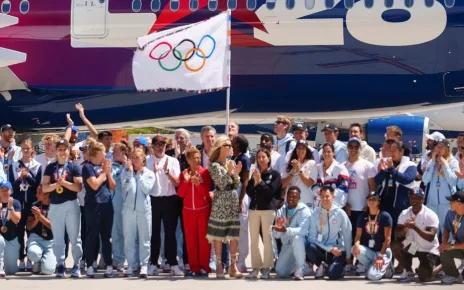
(225, 9), (231, 137)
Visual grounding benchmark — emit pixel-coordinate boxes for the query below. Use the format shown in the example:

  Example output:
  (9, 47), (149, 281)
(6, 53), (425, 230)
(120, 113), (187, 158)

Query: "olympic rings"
(173, 39), (196, 61)
(184, 48), (206, 72)
(149, 35), (216, 72)
(158, 50), (183, 71)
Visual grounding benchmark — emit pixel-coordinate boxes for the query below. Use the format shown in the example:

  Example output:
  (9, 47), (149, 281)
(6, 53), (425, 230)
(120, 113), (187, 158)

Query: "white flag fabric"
(132, 11), (230, 91)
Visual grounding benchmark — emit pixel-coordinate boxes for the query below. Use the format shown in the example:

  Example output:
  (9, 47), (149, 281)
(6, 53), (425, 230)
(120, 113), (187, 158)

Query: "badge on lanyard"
(317, 233), (323, 242)
(408, 241), (419, 255)
(388, 179), (393, 187)
(369, 239), (375, 248)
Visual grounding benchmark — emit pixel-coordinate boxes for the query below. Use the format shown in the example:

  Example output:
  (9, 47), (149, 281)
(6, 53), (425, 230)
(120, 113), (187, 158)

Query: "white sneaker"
(246, 269), (259, 279)
(303, 263), (314, 276)
(114, 262), (124, 272)
(139, 266), (148, 278)
(86, 266), (95, 278)
(315, 262), (326, 279)
(356, 264), (366, 276)
(294, 268), (304, 280)
(398, 270), (415, 282)
(0, 265), (4, 278)
(170, 265), (183, 276)
(442, 274), (463, 284)
(148, 264), (159, 276)
(124, 267), (134, 277)
(459, 260), (464, 272)
(104, 266), (113, 278)
(26, 260), (33, 272)
(32, 262), (41, 274)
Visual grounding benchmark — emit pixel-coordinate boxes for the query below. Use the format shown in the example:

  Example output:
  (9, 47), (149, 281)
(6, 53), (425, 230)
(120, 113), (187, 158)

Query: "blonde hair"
(87, 137), (106, 157)
(276, 115), (293, 131)
(132, 148), (147, 166)
(114, 140), (132, 159)
(209, 135), (230, 163)
(437, 147), (452, 177)
(41, 134), (60, 144)
(21, 138), (35, 157)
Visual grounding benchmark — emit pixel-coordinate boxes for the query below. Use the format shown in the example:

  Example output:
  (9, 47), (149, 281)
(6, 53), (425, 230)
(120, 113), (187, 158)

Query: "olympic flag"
(132, 11), (230, 91)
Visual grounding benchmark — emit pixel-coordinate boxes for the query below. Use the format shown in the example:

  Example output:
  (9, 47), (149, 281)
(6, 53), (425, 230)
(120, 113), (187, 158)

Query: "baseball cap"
(293, 123), (308, 132)
(1, 124), (15, 132)
(66, 125), (79, 132)
(347, 137), (362, 146)
(134, 137), (148, 147)
(446, 191), (464, 203)
(152, 135), (166, 145)
(425, 131), (445, 142)
(410, 187), (425, 198)
(321, 123), (338, 132)
(56, 139), (70, 148)
(437, 139), (451, 148)
(0, 181), (12, 190)
(366, 192), (381, 201)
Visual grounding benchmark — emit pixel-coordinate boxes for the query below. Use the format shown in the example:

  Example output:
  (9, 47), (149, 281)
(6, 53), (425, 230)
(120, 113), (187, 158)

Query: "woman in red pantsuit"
(178, 147), (212, 277)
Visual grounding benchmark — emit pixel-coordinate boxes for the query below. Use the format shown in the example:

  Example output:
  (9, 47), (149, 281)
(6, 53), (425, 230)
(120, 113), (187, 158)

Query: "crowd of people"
(0, 105), (463, 285)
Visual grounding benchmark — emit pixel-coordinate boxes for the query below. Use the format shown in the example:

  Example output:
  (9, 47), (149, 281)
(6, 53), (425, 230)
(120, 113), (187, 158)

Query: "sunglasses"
(274, 121), (283, 125)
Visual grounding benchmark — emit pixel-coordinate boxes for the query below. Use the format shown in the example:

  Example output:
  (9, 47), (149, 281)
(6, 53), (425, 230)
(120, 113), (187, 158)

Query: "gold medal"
(42, 228), (48, 238)
(3, 164), (9, 171)
(56, 186), (63, 194)
(1, 226), (7, 233)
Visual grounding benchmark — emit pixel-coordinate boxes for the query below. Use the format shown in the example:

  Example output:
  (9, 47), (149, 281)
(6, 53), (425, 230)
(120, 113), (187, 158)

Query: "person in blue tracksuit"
(110, 141), (130, 271)
(26, 185), (56, 275)
(306, 185), (352, 280)
(121, 148), (155, 278)
(422, 139), (459, 234)
(273, 186), (311, 280)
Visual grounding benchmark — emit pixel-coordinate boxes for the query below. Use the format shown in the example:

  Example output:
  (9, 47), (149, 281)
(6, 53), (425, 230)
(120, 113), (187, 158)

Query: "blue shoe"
(71, 264), (80, 278)
(184, 271), (194, 278)
(56, 265), (66, 278)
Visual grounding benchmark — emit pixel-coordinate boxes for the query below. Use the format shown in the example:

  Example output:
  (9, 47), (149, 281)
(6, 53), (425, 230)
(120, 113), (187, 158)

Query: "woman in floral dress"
(206, 136), (243, 279)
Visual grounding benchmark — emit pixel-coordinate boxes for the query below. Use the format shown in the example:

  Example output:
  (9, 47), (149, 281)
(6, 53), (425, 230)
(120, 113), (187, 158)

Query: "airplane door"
(71, 0), (108, 38)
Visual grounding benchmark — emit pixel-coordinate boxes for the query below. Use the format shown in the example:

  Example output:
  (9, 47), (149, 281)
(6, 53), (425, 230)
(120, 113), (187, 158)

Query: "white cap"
(425, 131), (446, 142)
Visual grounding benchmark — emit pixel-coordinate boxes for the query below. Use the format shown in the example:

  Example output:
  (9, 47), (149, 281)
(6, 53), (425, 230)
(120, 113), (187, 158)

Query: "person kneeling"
(391, 187), (440, 283)
(0, 181), (21, 277)
(352, 192), (393, 281)
(306, 185), (352, 280)
(26, 186), (56, 275)
(273, 186), (311, 280)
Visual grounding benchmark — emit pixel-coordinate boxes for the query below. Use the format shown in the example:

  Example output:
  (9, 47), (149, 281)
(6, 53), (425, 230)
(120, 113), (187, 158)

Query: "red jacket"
(178, 166), (212, 210)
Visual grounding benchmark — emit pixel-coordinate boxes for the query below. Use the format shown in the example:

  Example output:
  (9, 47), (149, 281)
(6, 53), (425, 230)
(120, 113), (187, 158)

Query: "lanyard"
(454, 214), (463, 236)
(409, 209), (416, 222)
(285, 207), (298, 226)
(368, 211), (379, 236)
(318, 211), (329, 234)
(1, 206), (8, 226)
(55, 162), (68, 181)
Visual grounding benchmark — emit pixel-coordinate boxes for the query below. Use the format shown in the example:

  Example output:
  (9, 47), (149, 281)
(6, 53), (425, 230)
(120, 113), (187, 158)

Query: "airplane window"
(365, 0), (373, 8)
(325, 0), (334, 9)
(286, 0), (295, 9)
(228, 0), (237, 10)
(132, 0), (142, 12)
(266, 0), (275, 9)
(344, 0), (354, 9)
(20, 0), (29, 14)
(385, 0), (393, 8)
(189, 0), (198, 11)
(170, 0), (179, 11)
(305, 0), (315, 9)
(425, 0), (434, 7)
(1, 0), (11, 14)
(208, 0), (217, 11)
(444, 0), (455, 8)
(405, 0), (413, 8)
(151, 0), (160, 12)
(247, 0), (256, 10)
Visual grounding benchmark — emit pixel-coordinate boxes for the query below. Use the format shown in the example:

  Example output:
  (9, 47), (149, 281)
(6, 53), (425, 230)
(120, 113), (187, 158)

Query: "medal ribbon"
(368, 211), (379, 236)
(454, 214), (463, 236)
(318, 211), (329, 234)
(1, 206), (8, 228)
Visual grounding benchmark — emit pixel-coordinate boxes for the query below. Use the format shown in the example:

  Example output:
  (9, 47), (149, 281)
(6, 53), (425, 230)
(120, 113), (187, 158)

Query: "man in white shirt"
(1, 124), (22, 179)
(349, 123), (376, 164)
(147, 135), (182, 276)
(391, 187), (440, 283)
(35, 134), (60, 182)
(198, 126), (216, 169)
(318, 123), (347, 163)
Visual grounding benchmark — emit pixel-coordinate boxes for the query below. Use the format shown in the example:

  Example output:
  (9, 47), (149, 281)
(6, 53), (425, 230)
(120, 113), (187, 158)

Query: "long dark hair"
(286, 142), (313, 173)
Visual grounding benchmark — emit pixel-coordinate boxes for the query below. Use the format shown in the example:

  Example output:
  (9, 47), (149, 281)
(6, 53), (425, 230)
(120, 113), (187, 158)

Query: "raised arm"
(76, 103), (98, 138)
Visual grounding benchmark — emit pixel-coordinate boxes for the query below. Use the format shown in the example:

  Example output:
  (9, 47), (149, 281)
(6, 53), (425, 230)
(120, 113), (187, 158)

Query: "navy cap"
(446, 191), (464, 203)
(1, 124), (15, 132)
(348, 137), (362, 146)
(152, 135), (166, 144)
(0, 181), (12, 190)
(410, 187), (425, 198)
(321, 123), (338, 132)
(366, 192), (381, 201)
(437, 139), (450, 148)
(134, 137), (148, 147)
(56, 139), (70, 148)
(293, 123), (308, 132)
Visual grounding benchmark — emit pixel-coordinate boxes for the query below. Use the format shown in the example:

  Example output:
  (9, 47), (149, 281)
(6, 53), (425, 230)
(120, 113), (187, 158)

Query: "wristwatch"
(164, 169), (170, 175)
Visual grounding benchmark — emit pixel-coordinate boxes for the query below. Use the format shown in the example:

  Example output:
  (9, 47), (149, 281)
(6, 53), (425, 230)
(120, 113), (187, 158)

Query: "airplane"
(0, 0), (463, 152)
